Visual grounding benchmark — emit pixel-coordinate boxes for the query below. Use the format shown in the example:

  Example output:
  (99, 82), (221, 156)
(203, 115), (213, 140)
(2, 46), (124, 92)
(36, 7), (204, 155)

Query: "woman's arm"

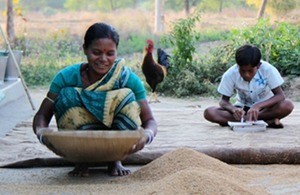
(32, 92), (58, 134)
(129, 99), (157, 153)
(139, 99), (157, 136)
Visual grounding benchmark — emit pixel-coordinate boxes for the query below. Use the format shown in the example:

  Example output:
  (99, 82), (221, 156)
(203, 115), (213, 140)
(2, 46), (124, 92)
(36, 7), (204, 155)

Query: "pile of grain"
(122, 147), (267, 195)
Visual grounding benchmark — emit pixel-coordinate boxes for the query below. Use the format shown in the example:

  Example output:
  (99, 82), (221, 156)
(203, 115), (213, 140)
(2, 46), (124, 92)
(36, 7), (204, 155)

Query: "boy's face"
(238, 63), (261, 82)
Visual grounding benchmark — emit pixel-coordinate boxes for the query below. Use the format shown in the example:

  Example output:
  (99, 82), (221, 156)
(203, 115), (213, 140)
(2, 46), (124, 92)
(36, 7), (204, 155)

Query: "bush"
(227, 19), (300, 76)
(16, 31), (85, 86)
(159, 12), (202, 97)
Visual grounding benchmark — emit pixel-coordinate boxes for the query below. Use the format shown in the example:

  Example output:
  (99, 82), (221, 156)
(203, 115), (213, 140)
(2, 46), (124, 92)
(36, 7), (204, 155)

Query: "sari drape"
(54, 59), (141, 131)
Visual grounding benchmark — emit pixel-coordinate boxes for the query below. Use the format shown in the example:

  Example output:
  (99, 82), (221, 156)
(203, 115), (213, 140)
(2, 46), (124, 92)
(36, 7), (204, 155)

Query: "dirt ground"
(0, 88), (300, 194)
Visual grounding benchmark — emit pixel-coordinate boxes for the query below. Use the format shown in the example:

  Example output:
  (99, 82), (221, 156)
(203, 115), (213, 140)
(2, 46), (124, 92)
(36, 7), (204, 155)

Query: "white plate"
(228, 120), (268, 132)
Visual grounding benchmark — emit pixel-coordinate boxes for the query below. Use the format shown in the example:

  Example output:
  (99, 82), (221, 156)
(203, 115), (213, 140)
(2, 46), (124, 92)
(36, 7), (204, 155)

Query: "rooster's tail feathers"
(157, 48), (170, 69)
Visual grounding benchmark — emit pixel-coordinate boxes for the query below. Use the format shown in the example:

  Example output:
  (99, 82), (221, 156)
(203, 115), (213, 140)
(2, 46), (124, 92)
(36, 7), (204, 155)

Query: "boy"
(204, 44), (294, 128)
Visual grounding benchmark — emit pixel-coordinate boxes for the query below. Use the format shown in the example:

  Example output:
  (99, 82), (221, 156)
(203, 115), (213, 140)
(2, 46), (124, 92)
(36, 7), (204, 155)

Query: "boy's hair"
(235, 44), (261, 67)
(83, 22), (120, 48)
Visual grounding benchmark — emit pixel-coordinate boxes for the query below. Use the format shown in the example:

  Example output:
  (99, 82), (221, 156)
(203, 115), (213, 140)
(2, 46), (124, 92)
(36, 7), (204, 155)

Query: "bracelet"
(38, 133), (44, 144)
(145, 129), (154, 145)
(46, 96), (55, 103)
(36, 128), (47, 145)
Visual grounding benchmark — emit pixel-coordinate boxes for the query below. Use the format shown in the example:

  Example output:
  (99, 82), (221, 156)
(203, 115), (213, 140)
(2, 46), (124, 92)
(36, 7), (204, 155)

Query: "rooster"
(142, 39), (170, 103)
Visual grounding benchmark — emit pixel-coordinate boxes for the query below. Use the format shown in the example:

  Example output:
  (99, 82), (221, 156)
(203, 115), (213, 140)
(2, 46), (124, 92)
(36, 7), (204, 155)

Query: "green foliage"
(268, 0), (297, 16)
(200, 44), (236, 84)
(64, 0), (137, 11)
(96, 0), (137, 11)
(20, 0), (66, 12)
(188, 19), (300, 98)
(197, 30), (228, 42)
(245, 0), (298, 18)
(164, 0), (202, 11)
(118, 33), (159, 56)
(198, 0), (248, 12)
(16, 32), (85, 86)
(228, 19), (300, 76)
(159, 62), (216, 97)
(161, 12), (201, 69)
(64, 0), (96, 11)
(160, 18), (300, 98)
(269, 0), (297, 16)
(159, 12), (210, 97)
(15, 10), (299, 99)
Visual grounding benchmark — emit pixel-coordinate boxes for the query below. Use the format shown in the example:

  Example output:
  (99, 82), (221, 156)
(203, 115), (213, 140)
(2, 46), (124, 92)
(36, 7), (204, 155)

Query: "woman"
(33, 22), (157, 177)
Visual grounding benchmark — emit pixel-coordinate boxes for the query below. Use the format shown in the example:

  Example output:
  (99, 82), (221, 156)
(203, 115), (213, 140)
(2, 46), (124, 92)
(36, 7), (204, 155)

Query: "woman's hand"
(36, 127), (66, 157)
(127, 128), (154, 155)
(36, 127), (54, 144)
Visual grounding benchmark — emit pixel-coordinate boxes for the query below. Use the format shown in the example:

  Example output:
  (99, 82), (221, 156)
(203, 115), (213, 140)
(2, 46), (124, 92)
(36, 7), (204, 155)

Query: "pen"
(241, 106), (244, 123)
(241, 115), (244, 123)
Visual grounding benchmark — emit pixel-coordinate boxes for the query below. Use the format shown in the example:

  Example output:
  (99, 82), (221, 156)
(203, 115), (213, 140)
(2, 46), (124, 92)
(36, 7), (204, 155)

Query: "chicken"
(142, 39), (170, 103)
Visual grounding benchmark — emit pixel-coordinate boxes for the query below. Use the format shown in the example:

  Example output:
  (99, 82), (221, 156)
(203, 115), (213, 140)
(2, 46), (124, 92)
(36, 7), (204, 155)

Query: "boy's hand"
(233, 107), (245, 121)
(247, 106), (259, 121)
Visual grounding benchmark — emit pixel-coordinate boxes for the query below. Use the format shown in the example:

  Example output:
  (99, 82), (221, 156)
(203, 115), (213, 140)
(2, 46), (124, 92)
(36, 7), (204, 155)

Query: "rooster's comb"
(146, 39), (154, 46)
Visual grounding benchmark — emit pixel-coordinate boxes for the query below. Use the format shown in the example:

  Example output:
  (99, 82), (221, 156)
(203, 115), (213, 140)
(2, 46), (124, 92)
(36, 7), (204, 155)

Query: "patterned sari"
(53, 59), (141, 131)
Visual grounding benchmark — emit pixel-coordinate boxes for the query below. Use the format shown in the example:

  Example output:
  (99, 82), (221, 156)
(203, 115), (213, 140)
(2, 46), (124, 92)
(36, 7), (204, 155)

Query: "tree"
(246, 0), (297, 18)
(154, 0), (164, 33)
(6, 0), (15, 44)
(185, 0), (190, 16)
(257, 0), (268, 18)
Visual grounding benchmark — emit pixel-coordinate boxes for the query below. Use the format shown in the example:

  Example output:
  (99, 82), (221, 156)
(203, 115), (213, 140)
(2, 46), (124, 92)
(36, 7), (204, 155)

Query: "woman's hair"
(235, 44), (261, 67)
(83, 22), (120, 48)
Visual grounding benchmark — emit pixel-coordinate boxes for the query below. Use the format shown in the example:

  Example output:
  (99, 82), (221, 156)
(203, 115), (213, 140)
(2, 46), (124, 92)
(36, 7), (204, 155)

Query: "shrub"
(16, 31), (85, 86)
(158, 12), (202, 97)
(227, 19), (300, 76)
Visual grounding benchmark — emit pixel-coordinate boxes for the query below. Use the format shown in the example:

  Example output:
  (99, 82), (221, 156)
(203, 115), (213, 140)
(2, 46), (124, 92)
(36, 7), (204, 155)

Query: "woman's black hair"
(235, 44), (261, 67)
(83, 22), (119, 48)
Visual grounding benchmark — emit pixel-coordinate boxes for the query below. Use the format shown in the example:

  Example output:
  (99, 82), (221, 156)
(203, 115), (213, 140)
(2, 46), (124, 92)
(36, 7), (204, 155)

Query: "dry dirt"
(0, 88), (300, 194)
(0, 148), (300, 195)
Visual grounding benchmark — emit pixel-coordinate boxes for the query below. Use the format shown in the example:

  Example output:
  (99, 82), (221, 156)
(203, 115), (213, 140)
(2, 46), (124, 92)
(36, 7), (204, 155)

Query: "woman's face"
(84, 38), (117, 77)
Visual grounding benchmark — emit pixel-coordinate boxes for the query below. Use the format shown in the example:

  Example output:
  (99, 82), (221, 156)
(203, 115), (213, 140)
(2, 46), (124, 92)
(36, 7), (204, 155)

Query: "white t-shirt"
(218, 60), (284, 107)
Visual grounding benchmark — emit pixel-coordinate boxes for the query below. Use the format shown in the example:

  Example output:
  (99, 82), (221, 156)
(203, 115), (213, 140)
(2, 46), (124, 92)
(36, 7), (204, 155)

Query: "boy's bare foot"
(68, 164), (89, 177)
(267, 118), (284, 129)
(108, 161), (131, 176)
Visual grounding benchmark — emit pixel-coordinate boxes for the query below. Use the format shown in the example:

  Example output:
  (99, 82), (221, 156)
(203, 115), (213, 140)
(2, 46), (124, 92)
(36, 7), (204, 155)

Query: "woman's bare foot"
(267, 118), (284, 129)
(68, 164), (89, 177)
(108, 161), (131, 176)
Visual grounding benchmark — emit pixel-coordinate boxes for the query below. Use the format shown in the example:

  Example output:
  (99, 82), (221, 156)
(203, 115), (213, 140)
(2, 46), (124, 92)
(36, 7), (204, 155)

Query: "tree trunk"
(185, 0), (190, 16)
(219, 0), (223, 13)
(257, 0), (268, 18)
(154, 0), (164, 33)
(109, 0), (115, 11)
(6, 0), (16, 45)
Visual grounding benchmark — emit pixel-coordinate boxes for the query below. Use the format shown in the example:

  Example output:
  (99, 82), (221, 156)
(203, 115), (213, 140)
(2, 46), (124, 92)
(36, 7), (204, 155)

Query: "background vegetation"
(1, 0), (299, 99)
